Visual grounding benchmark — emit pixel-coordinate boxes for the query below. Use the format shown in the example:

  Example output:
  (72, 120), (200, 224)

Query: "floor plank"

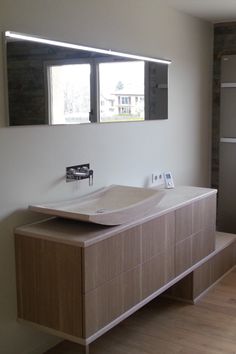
(45, 268), (236, 354)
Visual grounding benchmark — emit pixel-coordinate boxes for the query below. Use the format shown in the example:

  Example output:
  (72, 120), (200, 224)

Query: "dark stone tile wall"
(212, 22), (236, 189)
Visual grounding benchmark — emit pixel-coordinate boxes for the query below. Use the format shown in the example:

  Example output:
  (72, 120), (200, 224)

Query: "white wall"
(0, 1), (213, 353)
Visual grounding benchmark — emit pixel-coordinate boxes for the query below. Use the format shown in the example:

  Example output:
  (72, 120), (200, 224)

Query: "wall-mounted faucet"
(66, 163), (93, 186)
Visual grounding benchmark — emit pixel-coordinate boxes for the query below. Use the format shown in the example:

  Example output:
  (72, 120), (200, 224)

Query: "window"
(121, 96), (131, 105)
(119, 106), (131, 114)
(47, 59), (145, 124)
(99, 61), (145, 122)
(47, 63), (91, 124)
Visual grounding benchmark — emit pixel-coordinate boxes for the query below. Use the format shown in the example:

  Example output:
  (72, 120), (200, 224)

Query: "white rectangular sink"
(29, 185), (165, 226)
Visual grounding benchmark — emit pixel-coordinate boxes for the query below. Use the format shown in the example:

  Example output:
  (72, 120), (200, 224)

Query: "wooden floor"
(45, 268), (236, 354)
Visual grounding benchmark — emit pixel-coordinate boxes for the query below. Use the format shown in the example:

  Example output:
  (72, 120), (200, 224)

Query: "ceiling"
(166, 0), (236, 23)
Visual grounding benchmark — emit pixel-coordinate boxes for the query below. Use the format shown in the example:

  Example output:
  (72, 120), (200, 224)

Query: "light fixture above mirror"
(4, 31), (171, 126)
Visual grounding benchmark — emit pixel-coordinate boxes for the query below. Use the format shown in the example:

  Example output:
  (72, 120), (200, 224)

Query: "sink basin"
(29, 185), (165, 226)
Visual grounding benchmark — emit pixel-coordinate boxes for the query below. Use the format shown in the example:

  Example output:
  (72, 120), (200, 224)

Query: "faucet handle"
(79, 166), (89, 172)
(89, 169), (94, 186)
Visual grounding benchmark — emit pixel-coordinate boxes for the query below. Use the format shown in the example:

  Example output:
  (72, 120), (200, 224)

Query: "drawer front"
(83, 266), (141, 337)
(142, 247), (175, 299)
(193, 195), (216, 233)
(176, 195), (216, 244)
(142, 212), (175, 263)
(175, 204), (193, 243)
(175, 237), (192, 275)
(191, 227), (215, 265)
(83, 225), (141, 293)
(175, 226), (215, 276)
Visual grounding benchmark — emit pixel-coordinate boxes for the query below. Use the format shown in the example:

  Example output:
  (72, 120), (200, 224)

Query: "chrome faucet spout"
(70, 167), (89, 177)
(66, 164), (94, 186)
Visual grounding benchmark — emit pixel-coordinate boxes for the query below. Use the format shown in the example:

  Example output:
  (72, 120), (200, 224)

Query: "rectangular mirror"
(4, 31), (171, 126)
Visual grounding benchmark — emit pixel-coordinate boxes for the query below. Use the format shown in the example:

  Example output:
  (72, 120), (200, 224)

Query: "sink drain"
(96, 209), (107, 213)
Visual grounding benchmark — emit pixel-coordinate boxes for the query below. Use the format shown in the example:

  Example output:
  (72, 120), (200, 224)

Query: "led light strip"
(5, 31), (172, 65)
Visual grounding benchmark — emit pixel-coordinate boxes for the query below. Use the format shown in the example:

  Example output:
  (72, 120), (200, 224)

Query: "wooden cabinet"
(83, 226), (141, 293)
(175, 195), (216, 276)
(14, 188), (217, 346)
(82, 226), (142, 337)
(141, 213), (175, 298)
(83, 266), (141, 337)
(164, 232), (236, 303)
(15, 235), (83, 338)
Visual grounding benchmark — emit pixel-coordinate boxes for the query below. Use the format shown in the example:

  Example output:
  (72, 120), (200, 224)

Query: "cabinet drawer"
(193, 195), (216, 233)
(142, 247), (175, 298)
(191, 227), (215, 264)
(175, 226), (215, 276)
(175, 204), (193, 243)
(83, 225), (141, 293)
(175, 237), (192, 275)
(142, 212), (175, 262)
(83, 266), (141, 337)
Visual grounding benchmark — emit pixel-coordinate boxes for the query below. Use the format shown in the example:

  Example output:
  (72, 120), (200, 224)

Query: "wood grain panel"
(211, 244), (235, 282)
(142, 247), (175, 299)
(191, 231), (204, 265)
(83, 226), (141, 293)
(204, 226), (216, 254)
(192, 261), (212, 299)
(175, 204), (193, 243)
(176, 226), (215, 277)
(203, 194), (216, 229)
(191, 227), (215, 265)
(142, 212), (175, 262)
(175, 237), (192, 276)
(164, 272), (194, 301)
(123, 226), (142, 271)
(15, 234), (83, 337)
(167, 242), (235, 302)
(192, 195), (216, 234)
(192, 198), (205, 234)
(84, 266), (141, 337)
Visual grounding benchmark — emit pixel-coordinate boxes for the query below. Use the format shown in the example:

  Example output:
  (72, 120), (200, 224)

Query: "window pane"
(49, 64), (91, 125)
(99, 61), (145, 123)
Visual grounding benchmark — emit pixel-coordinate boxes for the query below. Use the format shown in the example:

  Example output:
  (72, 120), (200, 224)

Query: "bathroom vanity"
(15, 186), (221, 351)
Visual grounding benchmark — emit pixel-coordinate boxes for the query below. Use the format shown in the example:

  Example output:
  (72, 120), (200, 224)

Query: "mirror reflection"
(4, 32), (170, 126)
